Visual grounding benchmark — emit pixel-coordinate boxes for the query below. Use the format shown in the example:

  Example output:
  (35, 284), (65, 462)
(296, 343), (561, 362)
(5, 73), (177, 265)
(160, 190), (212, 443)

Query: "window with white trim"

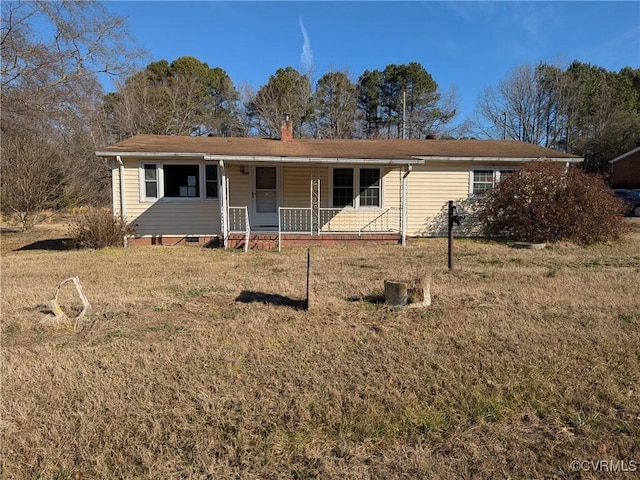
(359, 168), (381, 207)
(144, 164), (158, 199)
(140, 163), (218, 201)
(331, 167), (382, 208)
(471, 169), (514, 195)
(333, 168), (354, 207)
(205, 165), (218, 198)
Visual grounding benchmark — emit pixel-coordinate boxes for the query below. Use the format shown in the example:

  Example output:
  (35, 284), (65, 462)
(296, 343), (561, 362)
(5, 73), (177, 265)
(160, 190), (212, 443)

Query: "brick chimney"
(281, 113), (293, 142)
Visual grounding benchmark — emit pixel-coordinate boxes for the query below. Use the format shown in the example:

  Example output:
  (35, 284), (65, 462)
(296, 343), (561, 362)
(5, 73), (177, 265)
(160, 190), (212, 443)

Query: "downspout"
(116, 156), (126, 220)
(401, 165), (412, 246)
(116, 155), (128, 248)
(219, 160), (229, 249)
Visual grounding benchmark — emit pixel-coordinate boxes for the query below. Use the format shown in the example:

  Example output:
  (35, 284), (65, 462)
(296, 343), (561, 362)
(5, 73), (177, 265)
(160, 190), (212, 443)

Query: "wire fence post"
(305, 248), (310, 311)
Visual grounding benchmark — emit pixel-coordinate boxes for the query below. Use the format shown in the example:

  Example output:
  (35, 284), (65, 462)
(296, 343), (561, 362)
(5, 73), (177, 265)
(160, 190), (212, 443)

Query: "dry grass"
(2, 221), (639, 479)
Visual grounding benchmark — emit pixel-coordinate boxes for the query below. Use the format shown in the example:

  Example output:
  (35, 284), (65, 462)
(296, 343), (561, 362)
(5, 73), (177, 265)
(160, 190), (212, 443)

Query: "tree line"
(2, 1), (639, 229)
(104, 59), (457, 141)
(476, 62), (640, 173)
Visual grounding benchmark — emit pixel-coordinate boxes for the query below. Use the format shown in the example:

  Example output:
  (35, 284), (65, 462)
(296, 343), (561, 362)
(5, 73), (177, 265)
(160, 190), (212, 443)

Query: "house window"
(139, 163), (219, 201)
(144, 164), (158, 199)
(472, 170), (494, 194)
(359, 168), (381, 207)
(205, 164), (218, 199)
(332, 167), (382, 208)
(471, 169), (514, 195)
(164, 164), (200, 197)
(333, 168), (354, 208)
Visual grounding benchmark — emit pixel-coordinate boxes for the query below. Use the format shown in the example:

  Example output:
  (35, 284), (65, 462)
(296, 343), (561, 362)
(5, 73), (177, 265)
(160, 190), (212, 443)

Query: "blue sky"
(103, 1), (640, 128)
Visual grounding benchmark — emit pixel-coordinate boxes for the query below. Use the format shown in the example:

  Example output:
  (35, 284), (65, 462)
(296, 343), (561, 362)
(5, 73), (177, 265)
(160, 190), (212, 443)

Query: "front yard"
(1, 220), (639, 478)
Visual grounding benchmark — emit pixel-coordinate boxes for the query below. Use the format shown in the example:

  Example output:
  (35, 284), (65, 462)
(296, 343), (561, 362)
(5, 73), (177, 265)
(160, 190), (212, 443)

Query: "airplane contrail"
(299, 17), (313, 73)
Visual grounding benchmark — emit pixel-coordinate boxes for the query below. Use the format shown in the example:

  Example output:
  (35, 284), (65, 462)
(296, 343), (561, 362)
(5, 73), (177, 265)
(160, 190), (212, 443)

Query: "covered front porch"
(226, 207), (403, 250)
(210, 156), (421, 251)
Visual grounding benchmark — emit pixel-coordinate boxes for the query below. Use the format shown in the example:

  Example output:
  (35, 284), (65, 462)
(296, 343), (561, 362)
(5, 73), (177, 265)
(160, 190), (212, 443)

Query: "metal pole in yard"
(305, 248), (310, 311)
(448, 201), (454, 270)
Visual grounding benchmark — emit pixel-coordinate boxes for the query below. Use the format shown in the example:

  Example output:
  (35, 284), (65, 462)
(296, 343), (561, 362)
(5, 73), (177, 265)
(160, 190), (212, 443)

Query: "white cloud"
(299, 17), (313, 73)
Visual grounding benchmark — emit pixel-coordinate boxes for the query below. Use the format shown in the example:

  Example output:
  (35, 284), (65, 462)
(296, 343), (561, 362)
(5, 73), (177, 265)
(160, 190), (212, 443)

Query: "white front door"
(251, 166), (281, 228)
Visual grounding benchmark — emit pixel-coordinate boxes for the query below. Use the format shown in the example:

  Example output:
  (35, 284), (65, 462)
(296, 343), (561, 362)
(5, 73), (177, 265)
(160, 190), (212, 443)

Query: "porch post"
(219, 160), (229, 249)
(401, 165), (411, 246)
(310, 176), (320, 235)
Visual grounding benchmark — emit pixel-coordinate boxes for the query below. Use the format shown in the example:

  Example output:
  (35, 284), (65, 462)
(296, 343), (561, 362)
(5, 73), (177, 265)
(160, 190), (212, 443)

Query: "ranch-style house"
(96, 118), (582, 249)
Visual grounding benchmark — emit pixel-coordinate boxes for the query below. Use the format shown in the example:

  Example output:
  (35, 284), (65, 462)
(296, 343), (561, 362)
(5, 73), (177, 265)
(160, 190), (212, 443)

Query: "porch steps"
(228, 233), (278, 250)
(227, 233), (401, 250)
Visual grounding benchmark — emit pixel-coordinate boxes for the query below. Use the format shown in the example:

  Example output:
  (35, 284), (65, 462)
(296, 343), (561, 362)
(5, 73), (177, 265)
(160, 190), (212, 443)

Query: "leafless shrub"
(479, 161), (629, 244)
(67, 208), (135, 248)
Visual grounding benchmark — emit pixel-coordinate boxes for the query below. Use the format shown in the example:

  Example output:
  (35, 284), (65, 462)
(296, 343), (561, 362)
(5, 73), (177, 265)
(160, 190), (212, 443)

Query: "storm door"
(251, 166), (280, 228)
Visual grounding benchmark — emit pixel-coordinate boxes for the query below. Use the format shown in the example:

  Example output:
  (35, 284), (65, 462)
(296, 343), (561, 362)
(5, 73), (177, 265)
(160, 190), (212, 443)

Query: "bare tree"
(1, 1), (142, 227)
(0, 134), (64, 231)
(476, 64), (553, 145)
(1, 1), (139, 124)
(474, 61), (640, 174)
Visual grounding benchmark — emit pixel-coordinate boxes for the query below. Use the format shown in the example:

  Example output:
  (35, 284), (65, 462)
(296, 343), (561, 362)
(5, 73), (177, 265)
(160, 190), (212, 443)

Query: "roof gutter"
(203, 154), (425, 165)
(95, 151), (206, 159)
(95, 151), (425, 165)
(413, 156), (584, 163)
(609, 146), (640, 164)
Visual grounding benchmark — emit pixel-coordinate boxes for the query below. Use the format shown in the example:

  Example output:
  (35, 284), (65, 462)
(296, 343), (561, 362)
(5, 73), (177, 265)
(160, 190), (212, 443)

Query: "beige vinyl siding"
(121, 159), (495, 238)
(406, 164), (472, 237)
(382, 167), (402, 210)
(283, 166), (329, 207)
(121, 159), (221, 237)
(226, 164), (250, 207)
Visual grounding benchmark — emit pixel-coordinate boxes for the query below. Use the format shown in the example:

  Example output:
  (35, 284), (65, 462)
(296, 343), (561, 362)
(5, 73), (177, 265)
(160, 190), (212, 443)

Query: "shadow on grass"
(204, 237), (222, 249)
(347, 293), (386, 304)
(16, 238), (72, 251)
(236, 291), (308, 311)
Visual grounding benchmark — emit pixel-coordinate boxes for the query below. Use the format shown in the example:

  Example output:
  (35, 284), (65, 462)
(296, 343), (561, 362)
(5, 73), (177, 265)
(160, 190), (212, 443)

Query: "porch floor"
(227, 232), (401, 250)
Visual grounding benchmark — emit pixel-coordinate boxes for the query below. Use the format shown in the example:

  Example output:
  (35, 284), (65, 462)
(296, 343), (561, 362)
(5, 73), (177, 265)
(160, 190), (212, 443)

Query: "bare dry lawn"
(2, 221), (639, 479)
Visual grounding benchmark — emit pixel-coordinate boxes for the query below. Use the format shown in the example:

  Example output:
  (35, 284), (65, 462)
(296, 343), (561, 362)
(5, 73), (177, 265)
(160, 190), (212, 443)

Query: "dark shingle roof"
(97, 134), (582, 161)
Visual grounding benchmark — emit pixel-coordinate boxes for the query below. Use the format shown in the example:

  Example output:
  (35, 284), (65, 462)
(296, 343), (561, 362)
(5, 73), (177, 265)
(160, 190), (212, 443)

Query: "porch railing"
(278, 207), (312, 251)
(228, 206), (250, 253)
(357, 207), (401, 234)
(279, 207), (313, 234)
(277, 206), (400, 248)
(318, 207), (401, 234)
